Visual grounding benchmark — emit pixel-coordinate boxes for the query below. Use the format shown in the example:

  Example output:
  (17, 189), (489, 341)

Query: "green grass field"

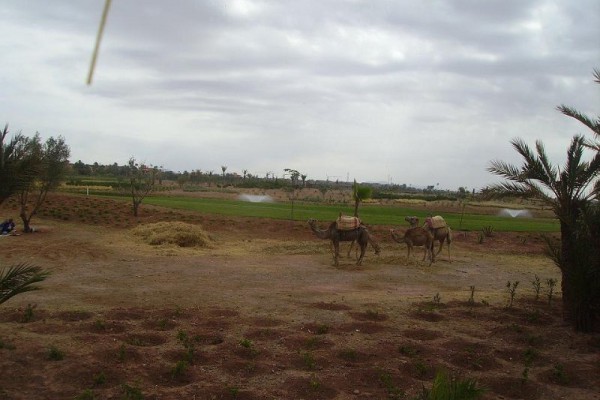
(139, 195), (559, 233)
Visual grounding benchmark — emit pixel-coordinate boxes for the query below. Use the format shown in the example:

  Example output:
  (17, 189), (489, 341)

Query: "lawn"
(139, 194), (559, 233)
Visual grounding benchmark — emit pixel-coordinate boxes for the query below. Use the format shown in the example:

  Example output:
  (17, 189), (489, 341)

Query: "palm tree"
(487, 70), (600, 331)
(0, 263), (50, 305)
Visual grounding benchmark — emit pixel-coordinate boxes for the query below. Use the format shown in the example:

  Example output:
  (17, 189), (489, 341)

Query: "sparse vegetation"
(546, 278), (557, 305)
(47, 345), (64, 361)
(468, 286), (476, 305)
(506, 281), (519, 308)
(482, 225), (494, 237)
(416, 371), (485, 400)
(532, 274), (542, 301)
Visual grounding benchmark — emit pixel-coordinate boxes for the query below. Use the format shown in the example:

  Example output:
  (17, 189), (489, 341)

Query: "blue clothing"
(1, 220), (15, 234)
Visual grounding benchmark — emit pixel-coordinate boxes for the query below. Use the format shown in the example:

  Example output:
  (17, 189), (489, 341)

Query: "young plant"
(176, 330), (195, 363)
(546, 278), (557, 305)
(425, 371), (485, 400)
(482, 225), (494, 237)
(21, 303), (36, 323)
(506, 281), (519, 308)
(468, 286), (476, 305)
(121, 383), (143, 400)
(171, 360), (188, 379)
(300, 351), (316, 370)
(551, 363), (569, 385)
(117, 344), (127, 362)
(378, 371), (404, 399)
(531, 275), (542, 301)
(47, 346), (64, 361)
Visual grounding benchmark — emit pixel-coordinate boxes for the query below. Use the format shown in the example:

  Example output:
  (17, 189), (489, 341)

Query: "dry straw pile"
(131, 222), (213, 248)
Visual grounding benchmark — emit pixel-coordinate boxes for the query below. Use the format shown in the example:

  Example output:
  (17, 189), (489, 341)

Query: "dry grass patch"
(131, 222), (213, 248)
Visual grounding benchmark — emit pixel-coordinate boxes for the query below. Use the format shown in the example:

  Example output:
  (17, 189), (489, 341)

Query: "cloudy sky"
(2, 1), (598, 190)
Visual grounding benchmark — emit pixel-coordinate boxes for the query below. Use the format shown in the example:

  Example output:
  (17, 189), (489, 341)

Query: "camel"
(405, 216), (452, 262)
(307, 219), (373, 267)
(346, 225), (381, 258)
(390, 227), (435, 266)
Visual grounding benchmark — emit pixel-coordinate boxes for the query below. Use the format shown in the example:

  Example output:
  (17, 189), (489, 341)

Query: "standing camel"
(307, 219), (372, 267)
(390, 227), (435, 266)
(405, 216), (452, 262)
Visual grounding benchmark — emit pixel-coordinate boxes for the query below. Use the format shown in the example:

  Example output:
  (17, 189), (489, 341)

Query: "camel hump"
(336, 215), (361, 231)
(425, 216), (447, 229)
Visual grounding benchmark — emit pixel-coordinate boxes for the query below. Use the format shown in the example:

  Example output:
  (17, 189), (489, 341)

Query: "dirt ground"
(0, 193), (598, 400)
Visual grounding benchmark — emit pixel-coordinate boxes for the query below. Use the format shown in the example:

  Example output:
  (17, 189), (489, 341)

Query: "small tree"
(352, 180), (372, 217)
(17, 134), (70, 233)
(128, 157), (157, 217)
(0, 125), (39, 206)
(284, 168), (302, 220)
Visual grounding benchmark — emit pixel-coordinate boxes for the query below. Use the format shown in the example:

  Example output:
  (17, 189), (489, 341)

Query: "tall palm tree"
(487, 70), (600, 331)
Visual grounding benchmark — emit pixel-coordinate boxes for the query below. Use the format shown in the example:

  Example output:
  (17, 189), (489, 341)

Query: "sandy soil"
(0, 193), (598, 400)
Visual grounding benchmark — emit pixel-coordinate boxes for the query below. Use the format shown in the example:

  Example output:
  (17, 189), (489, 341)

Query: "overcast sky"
(1, 1), (598, 190)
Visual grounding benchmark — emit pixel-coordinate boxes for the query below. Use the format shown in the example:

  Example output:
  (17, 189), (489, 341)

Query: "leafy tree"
(0, 263), (50, 305)
(0, 125), (39, 205)
(487, 69), (600, 331)
(17, 134), (71, 233)
(352, 179), (372, 217)
(128, 157), (158, 217)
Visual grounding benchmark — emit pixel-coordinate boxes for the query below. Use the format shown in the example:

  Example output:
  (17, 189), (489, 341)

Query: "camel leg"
(347, 240), (354, 258)
(333, 239), (340, 267)
(436, 239), (444, 256)
(356, 243), (366, 266)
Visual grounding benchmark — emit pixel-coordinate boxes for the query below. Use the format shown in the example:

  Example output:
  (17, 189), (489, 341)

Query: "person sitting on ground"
(1, 218), (16, 235)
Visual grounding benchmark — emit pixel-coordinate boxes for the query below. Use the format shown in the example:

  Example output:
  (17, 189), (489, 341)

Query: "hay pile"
(131, 222), (213, 248)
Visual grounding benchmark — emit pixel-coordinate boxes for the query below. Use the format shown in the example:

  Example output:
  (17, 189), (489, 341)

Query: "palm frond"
(557, 105), (600, 136)
(0, 263), (50, 305)
(487, 160), (524, 182)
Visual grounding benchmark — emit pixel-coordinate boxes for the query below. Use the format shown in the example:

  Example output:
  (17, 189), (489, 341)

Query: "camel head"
(390, 228), (402, 242)
(405, 216), (419, 227)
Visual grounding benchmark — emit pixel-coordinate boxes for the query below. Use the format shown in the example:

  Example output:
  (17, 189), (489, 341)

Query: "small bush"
(47, 346), (64, 361)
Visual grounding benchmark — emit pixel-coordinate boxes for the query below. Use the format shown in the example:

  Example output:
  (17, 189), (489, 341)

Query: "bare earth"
(0, 193), (598, 400)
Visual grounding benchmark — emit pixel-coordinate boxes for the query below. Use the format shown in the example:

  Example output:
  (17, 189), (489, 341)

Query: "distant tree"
(487, 69), (599, 332)
(177, 174), (189, 189)
(72, 160), (91, 175)
(352, 180), (372, 217)
(221, 165), (227, 178)
(128, 157), (157, 217)
(243, 169), (248, 180)
(284, 168), (302, 220)
(301, 174), (307, 187)
(0, 263), (50, 305)
(17, 134), (70, 233)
